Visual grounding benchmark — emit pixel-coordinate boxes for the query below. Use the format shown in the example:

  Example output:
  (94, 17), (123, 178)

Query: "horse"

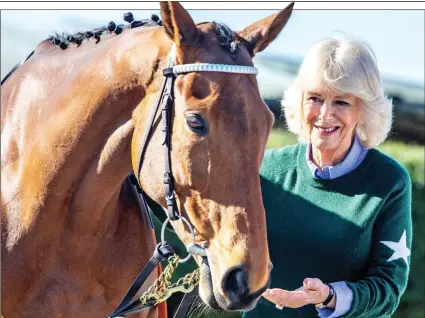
(1, 2), (294, 317)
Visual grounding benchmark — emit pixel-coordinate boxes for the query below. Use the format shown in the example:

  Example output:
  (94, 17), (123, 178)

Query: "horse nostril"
(222, 266), (249, 302)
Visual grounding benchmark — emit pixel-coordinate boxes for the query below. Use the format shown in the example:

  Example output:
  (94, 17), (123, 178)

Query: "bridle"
(134, 42), (258, 261)
(1, 43), (259, 318)
(109, 44), (260, 317)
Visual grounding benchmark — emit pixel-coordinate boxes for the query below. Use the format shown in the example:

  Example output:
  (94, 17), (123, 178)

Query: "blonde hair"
(282, 37), (393, 148)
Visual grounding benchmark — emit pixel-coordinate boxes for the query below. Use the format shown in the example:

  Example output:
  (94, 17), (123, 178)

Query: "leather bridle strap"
(135, 67), (168, 185)
(161, 68), (180, 221)
(135, 67), (180, 221)
(108, 243), (175, 318)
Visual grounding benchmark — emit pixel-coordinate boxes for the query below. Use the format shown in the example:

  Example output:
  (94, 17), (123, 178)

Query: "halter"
(134, 43), (258, 261)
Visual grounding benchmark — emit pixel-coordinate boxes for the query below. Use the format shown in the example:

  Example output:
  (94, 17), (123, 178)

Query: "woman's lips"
(314, 125), (340, 136)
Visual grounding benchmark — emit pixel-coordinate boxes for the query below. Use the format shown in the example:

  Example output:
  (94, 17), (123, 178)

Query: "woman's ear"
(237, 2), (294, 57)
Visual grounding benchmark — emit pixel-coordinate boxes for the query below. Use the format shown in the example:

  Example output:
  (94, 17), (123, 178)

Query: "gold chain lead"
(139, 255), (200, 306)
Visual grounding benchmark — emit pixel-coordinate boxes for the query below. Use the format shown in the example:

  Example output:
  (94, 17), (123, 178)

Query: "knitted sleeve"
(342, 169), (412, 317)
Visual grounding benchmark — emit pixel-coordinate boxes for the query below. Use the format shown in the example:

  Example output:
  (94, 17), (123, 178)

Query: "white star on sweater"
(380, 230), (410, 265)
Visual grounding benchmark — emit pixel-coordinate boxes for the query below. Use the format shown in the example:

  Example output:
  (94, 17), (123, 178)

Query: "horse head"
(132, 2), (294, 311)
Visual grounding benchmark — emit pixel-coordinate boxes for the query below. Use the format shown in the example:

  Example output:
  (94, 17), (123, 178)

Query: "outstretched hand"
(262, 278), (332, 308)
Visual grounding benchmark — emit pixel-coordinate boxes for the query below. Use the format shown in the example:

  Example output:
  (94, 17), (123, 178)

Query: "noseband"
(110, 44), (259, 317)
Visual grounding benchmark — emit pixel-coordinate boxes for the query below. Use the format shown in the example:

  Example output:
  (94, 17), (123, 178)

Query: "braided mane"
(48, 12), (238, 56)
(48, 12), (162, 50)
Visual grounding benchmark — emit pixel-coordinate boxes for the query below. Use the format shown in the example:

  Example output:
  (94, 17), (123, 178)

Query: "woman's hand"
(262, 278), (335, 309)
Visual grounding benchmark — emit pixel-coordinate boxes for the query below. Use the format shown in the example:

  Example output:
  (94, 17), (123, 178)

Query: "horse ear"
(160, 1), (199, 46)
(237, 2), (295, 57)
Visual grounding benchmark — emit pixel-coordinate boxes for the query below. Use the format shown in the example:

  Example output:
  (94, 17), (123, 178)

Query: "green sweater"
(244, 143), (412, 318)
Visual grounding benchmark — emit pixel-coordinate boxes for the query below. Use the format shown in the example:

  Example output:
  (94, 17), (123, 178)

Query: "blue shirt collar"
(305, 134), (368, 180)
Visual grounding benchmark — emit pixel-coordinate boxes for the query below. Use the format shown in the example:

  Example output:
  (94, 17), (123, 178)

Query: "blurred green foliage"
(154, 128), (424, 317)
(377, 141), (424, 318)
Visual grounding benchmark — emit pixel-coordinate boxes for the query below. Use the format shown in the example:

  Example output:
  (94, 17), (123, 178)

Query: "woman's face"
(302, 85), (360, 156)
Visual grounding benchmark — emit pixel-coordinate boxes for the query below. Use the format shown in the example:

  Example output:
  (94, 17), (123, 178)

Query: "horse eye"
(186, 114), (208, 135)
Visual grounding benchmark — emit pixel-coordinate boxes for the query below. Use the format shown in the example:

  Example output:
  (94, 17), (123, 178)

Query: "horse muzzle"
(199, 256), (272, 311)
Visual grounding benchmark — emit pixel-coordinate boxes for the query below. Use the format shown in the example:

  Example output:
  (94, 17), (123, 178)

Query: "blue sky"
(1, 9), (424, 84)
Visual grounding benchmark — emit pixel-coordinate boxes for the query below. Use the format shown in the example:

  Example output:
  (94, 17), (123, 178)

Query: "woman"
(245, 37), (412, 317)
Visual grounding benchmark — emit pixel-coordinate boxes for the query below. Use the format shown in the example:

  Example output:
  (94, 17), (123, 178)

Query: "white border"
(0, 2), (424, 10)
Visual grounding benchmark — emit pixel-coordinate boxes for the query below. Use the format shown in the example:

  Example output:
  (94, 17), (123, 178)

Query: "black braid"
(73, 32), (85, 46)
(107, 21), (123, 35)
(47, 32), (69, 50)
(214, 22), (239, 58)
(49, 12), (161, 50)
(215, 22), (233, 47)
(123, 12), (162, 28)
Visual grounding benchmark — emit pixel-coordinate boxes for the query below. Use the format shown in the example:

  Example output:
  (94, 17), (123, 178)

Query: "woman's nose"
(319, 101), (334, 119)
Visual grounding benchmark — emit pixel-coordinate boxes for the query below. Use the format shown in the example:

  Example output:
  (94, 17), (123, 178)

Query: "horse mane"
(47, 12), (162, 50)
(48, 12), (239, 55)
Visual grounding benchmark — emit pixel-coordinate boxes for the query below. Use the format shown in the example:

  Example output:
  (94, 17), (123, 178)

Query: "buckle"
(154, 242), (175, 260)
(163, 172), (171, 184)
(163, 68), (174, 76)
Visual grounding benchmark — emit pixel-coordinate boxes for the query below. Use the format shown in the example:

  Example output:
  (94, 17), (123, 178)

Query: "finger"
(278, 290), (309, 308)
(263, 288), (285, 299)
(263, 288), (314, 308)
(303, 278), (323, 291)
(262, 289), (290, 304)
(262, 289), (276, 302)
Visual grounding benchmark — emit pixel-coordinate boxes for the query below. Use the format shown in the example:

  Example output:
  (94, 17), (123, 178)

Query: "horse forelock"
(213, 22), (238, 53)
(196, 21), (239, 58)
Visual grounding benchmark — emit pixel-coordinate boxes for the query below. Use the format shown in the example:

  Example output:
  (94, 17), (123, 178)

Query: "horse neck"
(64, 32), (171, 231)
(9, 29), (169, 235)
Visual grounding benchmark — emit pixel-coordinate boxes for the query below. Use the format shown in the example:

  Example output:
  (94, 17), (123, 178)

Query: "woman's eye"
(334, 100), (350, 106)
(308, 96), (322, 103)
(186, 114), (208, 135)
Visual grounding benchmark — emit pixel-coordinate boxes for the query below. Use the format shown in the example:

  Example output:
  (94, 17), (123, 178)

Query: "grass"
(266, 128), (299, 149)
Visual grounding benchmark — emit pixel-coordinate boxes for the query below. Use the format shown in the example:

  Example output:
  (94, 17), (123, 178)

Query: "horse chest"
(21, 267), (156, 318)
(2, 189), (158, 318)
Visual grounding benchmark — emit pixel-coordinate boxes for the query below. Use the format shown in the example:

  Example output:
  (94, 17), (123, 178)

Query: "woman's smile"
(314, 125), (340, 136)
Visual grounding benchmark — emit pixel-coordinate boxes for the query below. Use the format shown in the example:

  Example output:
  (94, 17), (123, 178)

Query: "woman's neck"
(311, 148), (348, 169)
(311, 137), (355, 170)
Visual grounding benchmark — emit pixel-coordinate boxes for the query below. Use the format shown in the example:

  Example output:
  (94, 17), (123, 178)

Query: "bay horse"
(1, 2), (294, 317)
